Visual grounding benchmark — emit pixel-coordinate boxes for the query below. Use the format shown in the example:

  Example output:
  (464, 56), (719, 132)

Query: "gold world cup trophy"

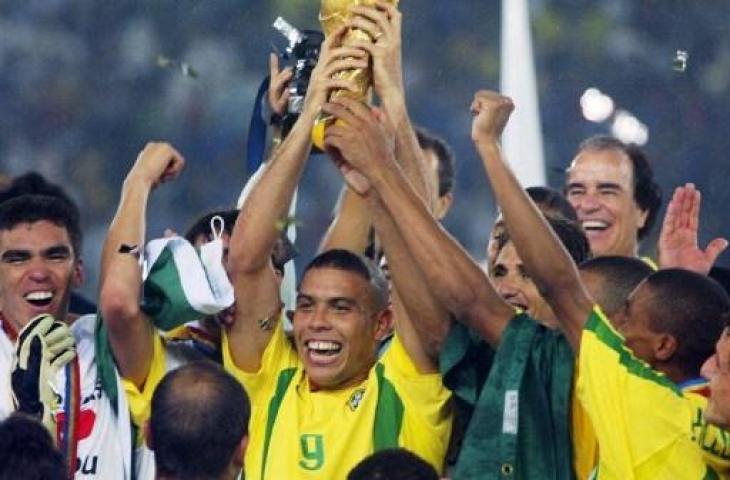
(311, 0), (399, 150)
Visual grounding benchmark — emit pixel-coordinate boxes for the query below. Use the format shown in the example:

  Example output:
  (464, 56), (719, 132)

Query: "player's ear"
(434, 192), (454, 220)
(72, 258), (85, 288)
(654, 333), (678, 362)
(231, 434), (248, 470)
(374, 307), (393, 342)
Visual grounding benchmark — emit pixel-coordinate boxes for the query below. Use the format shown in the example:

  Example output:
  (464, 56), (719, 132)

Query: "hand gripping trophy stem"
(311, 0), (399, 149)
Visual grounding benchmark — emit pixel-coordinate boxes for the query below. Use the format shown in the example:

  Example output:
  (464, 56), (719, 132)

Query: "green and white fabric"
(141, 234), (234, 331)
(96, 229), (234, 420)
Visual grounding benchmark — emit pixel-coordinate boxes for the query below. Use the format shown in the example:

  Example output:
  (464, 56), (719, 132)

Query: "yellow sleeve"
(577, 307), (709, 479)
(571, 361), (599, 480)
(221, 317), (299, 401)
(382, 335), (453, 474)
(685, 392), (730, 476)
(380, 333), (421, 377)
(121, 333), (167, 428)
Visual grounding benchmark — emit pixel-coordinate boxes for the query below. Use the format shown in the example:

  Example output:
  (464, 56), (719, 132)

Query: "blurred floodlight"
(580, 88), (615, 123)
(611, 110), (649, 145)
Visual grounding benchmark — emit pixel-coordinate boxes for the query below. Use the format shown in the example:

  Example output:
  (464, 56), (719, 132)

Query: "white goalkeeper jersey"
(54, 314), (134, 479)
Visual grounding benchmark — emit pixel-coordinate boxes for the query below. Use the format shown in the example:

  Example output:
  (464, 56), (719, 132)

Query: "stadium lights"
(580, 88), (615, 123)
(579, 87), (649, 146)
(611, 110), (649, 146)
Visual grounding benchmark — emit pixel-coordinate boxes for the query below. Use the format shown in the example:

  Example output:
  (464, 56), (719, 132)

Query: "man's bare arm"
(470, 91), (593, 350)
(321, 1), (433, 255)
(323, 98), (514, 348)
(338, 3), (453, 366)
(99, 142), (184, 387)
(322, 99), (450, 371)
(370, 196), (450, 371)
(319, 186), (374, 254)
(351, 1), (434, 206)
(226, 28), (368, 372)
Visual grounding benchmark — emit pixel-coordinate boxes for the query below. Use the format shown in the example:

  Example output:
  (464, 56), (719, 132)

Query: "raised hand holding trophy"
(312, 0), (399, 149)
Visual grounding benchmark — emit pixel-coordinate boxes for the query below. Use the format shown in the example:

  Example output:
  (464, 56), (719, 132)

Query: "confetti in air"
(156, 55), (199, 78)
(673, 50), (688, 72)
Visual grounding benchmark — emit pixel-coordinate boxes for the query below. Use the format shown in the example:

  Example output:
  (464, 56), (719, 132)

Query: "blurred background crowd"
(1, 0), (729, 296)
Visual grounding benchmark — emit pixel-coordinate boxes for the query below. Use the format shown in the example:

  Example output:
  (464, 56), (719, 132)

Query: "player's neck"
(307, 368), (371, 392)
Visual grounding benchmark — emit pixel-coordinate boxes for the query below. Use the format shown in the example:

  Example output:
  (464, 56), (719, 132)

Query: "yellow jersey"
(121, 331), (205, 427)
(683, 381), (730, 478)
(222, 319), (452, 480)
(578, 306), (717, 479)
(572, 360), (599, 480)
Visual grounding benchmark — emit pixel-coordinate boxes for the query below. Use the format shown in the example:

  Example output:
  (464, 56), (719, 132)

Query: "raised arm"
(226, 28), (368, 372)
(319, 185), (374, 254)
(321, 100), (450, 371)
(99, 142), (184, 386)
(320, 1), (432, 255)
(323, 98), (514, 347)
(658, 183), (728, 274)
(351, 1), (433, 205)
(470, 91), (593, 349)
(369, 195), (450, 372)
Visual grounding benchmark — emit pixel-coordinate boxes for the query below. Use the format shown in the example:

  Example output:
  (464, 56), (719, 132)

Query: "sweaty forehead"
(567, 149), (634, 188)
(0, 220), (73, 253)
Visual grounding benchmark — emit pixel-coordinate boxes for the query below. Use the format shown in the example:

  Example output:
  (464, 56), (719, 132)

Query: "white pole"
(500, 0), (546, 187)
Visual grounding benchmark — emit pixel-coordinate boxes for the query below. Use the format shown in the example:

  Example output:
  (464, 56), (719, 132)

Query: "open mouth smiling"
(506, 299), (528, 311)
(581, 220), (610, 233)
(305, 340), (343, 356)
(24, 290), (54, 308)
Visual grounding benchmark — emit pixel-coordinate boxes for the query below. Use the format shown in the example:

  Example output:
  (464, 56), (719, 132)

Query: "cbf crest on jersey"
(348, 388), (365, 412)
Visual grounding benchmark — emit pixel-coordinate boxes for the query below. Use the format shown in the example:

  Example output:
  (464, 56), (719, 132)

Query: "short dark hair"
(301, 249), (389, 312)
(490, 188), (577, 251)
(0, 172), (76, 207)
(576, 136), (662, 239)
(347, 448), (438, 480)
(0, 194), (82, 256)
(643, 269), (730, 377)
(525, 186), (578, 222)
(416, 128), (455, 197)
(496, 215), (591, 266)
(579, 255), (653, 317)
(710, 267), (730, 297)
(0, 413), (66, 480)
(150, 362), (250, 480)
